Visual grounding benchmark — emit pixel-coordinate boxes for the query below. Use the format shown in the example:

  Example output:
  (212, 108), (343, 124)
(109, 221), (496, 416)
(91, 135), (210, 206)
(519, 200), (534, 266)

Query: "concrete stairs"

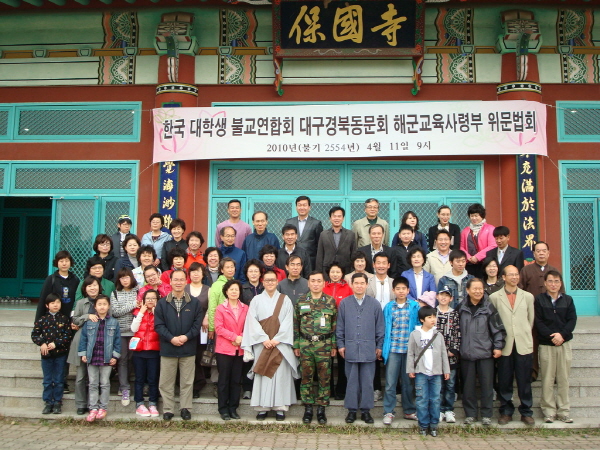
(1, 307), (599, 428)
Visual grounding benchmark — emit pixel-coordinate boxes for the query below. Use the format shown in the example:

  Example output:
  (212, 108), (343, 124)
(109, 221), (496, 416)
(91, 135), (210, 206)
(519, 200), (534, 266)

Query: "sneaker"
(121, 389), (130, 406)
(383, 413), (394, 425)
(404, 413), (418, 421)
(136, 405), (151, 417)
(464, 417), (476, 426)
(557, 415), (574, 423)
(243, 390), (251, 399)
(42, 404), (53, 415)
(482, 417), (492, 426)
(63, 384), (70, 394)
(544, 415), (555, 423)
(440, 412), (445, 422)
(96, 409), (107, 420)
(148, 405), (160, 417)
(373, 390), (382, 401)
(419, 428), (428, 436)
(86, 410), (98, 422)
(444, 411), (456, 423)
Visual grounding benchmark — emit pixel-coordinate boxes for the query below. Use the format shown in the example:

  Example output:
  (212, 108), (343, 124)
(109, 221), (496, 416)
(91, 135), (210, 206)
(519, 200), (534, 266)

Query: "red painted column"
(154, 55), (201, 233)
(496, 52), (543, 242)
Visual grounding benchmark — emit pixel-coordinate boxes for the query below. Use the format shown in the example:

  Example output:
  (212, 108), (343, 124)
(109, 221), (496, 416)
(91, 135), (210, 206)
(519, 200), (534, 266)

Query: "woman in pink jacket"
(460, 203), (495, 278)
(214, 279), (249, 421)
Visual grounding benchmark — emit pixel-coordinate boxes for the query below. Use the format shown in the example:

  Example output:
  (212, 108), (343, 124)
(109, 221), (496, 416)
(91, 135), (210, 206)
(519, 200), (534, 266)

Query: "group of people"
(30, 197), (577, 434)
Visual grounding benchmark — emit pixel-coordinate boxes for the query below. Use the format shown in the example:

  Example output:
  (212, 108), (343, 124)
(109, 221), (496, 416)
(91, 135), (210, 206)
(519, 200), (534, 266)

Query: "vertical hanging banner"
(159, 161), (178, 228)
(517, 154), (539, 261)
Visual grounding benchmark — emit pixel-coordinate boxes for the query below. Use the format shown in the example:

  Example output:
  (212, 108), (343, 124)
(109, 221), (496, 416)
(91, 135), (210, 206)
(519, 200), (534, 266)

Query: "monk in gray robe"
(242, 269), (299, 421)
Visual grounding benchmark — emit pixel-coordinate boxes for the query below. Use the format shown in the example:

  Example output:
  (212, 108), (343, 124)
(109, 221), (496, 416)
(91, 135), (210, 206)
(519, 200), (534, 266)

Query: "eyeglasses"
(263, 278), (278, 283)
(223, 235), (236, 238)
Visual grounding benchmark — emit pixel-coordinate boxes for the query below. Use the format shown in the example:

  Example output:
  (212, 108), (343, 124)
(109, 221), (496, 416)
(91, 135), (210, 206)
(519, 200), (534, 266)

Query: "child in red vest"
(130, 289), (161, 417)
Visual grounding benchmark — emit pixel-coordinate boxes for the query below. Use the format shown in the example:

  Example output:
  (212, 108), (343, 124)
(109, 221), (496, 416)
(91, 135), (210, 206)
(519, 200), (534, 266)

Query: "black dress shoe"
(317, 406), (327, 424)
(52, 404), (62, 414)
(76, 407), (89, 415)
(302, 405), (313, 423)
(256, 411), (268, 420)
(220, 413), (231, 421)
(229, 410), (240, 420)
(42, 404), (53, 415)
(163, 412), (174, 421)
(276, 411), (285, 421)
(180, 408), (191, 420)
(345, 411), (357, 423)
(193, 390), (200, 399)
(334, 394), (345, 401)
(361, 411), (374, 424)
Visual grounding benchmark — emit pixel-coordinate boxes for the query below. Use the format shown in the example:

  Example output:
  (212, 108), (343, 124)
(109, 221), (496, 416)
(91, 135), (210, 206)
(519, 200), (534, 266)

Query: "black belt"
(300, 332), (333, 342)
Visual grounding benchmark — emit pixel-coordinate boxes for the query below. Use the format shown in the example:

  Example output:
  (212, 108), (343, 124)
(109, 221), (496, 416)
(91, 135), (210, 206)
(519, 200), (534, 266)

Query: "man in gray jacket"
(458, 278), (505, 426)
(336, 273), (385, 424)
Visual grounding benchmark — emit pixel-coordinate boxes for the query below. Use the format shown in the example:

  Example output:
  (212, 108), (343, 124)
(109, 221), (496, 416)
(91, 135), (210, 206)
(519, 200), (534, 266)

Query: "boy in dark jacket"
(31, 293), (73, 414)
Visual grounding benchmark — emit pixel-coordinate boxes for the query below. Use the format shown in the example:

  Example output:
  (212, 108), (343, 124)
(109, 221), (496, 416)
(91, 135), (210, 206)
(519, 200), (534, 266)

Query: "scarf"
(437, 223), (449, 232)
(469, 218), (486, 236)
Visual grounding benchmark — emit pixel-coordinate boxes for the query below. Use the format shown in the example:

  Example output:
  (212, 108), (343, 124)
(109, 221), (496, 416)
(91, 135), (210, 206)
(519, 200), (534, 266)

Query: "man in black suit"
(358, 224), (401, 278)
(315, 206), (356, 275)
(486, 226), (525, 274)
(285, 195), (323, 270)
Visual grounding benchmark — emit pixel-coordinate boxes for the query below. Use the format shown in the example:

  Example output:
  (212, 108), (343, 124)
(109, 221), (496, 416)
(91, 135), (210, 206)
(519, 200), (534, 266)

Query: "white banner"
(152, 101), (547, 163)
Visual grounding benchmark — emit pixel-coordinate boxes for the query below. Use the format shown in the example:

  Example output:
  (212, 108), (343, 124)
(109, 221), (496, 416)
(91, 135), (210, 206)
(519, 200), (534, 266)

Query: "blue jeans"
(383, 352), (415, 415)
(41, 355), (67, 405)
(415, 373), (442, 429)
(440, 368), (457, 412)
(132, 352), (160, 406)
(87, 365), (112, 410)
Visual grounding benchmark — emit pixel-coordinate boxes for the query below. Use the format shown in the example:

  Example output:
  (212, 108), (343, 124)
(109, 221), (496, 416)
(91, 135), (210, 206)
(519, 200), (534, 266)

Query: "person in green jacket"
(207, 257), (237, 338)
(75, 256), (115, 305)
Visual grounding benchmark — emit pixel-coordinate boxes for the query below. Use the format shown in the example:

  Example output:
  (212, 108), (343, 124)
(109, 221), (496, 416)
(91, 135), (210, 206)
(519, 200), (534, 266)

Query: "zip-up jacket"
(534, 292), (577, 346)
(458, 296), (506, 361)
(154, 291), (202, 357)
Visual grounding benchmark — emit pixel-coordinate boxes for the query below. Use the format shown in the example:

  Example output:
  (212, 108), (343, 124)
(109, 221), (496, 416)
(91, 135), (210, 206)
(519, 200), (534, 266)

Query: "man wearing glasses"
(352, 199), (390, 248)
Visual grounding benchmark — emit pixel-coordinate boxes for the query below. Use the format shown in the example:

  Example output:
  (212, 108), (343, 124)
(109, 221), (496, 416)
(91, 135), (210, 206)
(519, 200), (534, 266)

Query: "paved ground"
(1, 421), (600, 450)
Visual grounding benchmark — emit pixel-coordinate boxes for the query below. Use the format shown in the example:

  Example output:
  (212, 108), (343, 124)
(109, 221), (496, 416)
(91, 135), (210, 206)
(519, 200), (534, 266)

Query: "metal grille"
(308, 202), (339, 228)
(567, 202), (596, 290)
(24, 216), (51, 279)
(57, 200), (95, 280)
(352, 168), (477, 191)
(254, 202), (295, 246)
(397, 203), (440, 247)
(217, 168), (340, 191)
(563, 108), (600, 136)
(14, 168), (132, 190)
(566, 168), (600, 191)
(104, 201), (132, 235)
(0, 110), (8, 136)
(18, 109), (134, 136)
(0, 168), (4, 190)
(350, 202), (391, 225)
(0, 216), (20, 278)
(449, 202), (474, 231)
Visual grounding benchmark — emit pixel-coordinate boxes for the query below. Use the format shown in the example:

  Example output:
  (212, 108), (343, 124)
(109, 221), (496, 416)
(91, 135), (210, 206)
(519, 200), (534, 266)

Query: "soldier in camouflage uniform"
(293, 271), (337, 424)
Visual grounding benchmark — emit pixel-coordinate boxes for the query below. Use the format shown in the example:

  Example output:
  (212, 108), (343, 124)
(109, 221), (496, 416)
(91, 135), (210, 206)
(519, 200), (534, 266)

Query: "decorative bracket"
(273, 56), (283, 96)
(411, 56), (424, 96)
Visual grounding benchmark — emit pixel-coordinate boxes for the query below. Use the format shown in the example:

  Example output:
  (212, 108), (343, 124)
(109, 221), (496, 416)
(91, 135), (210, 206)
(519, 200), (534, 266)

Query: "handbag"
(201, 339), (217, 367)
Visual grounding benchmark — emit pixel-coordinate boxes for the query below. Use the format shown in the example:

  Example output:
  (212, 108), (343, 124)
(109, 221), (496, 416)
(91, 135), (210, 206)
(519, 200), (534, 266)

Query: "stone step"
(0, 322), (35, 337)
(2, 406), (598, 430)
(0, 352), (46, 371)
(1, 386), (599, 419)
(570, 360), (600, 378)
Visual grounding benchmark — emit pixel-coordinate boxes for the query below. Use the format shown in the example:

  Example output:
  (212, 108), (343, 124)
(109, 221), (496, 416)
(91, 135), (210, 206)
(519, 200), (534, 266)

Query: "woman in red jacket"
(323, 262), (353, 307)
(130, 289), (161, 417)
(214, 279), (249, 421)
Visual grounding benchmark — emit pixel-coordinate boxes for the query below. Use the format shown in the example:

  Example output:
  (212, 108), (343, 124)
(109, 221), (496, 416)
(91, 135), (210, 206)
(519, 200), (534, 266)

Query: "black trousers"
(461, 358), (494, 419)
(334, 352), (347, 398)
(373, 359), (382, 391)
(216, 353), (243, 415)
(194, 343), (210, 391)
(497, 345), (533, 417)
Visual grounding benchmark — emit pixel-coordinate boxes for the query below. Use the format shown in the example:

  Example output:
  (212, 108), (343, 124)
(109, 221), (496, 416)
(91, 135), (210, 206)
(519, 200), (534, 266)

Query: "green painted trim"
(0, 102), (141, 143)
(556, 101), (600, 143)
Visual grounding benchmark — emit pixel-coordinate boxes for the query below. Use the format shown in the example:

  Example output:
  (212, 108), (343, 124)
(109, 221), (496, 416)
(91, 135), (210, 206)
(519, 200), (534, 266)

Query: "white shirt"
(414, 270), (424, 299)
(298, 218), (307, 236)
(418, 326), (435, 376)
(375, 276), (391, 309)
